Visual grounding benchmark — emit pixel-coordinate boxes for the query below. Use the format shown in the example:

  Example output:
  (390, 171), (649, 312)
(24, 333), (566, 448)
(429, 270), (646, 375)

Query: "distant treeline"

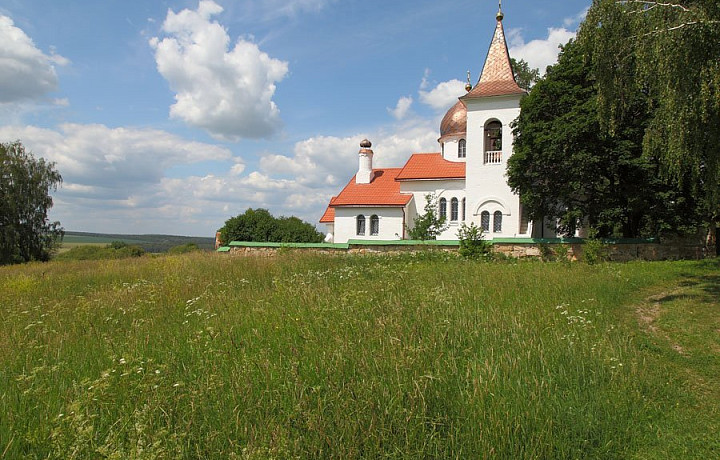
(64, 232), (216, 253)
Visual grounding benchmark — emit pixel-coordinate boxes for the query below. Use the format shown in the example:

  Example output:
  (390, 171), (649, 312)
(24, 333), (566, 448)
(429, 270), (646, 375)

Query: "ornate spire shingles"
(462, 10), (524, 100)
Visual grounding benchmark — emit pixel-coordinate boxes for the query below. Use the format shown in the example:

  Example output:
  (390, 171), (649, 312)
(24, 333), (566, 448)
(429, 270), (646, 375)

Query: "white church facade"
(320, 7), (556, 243)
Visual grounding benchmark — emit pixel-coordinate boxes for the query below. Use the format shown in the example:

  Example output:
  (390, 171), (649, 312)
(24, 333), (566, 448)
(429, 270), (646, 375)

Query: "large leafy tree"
(510, 58), (540, 91)
(580, 0), (720, 224)
(218, 208), (324, 244)
(0, 141), (64, 264)
(508, 39), (701, 237)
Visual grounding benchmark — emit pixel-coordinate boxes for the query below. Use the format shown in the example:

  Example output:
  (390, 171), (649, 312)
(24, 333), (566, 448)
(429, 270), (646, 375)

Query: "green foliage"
(55, 242), (145, 260)
(407, 194), (449, 240)
(457, 222), (492, 259)
(0, 141), (63, 264)
(218, 208), (324, 244)
(1, 254), (718, 457)
(580, 0), (720, 222)
(508, 38), (703, 238)
(167, 243), (200, 254)
(510, 57), (540, 91)
(582, 229), (610, 265)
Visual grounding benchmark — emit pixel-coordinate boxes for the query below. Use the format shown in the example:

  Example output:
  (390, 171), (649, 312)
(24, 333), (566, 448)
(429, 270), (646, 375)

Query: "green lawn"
(0, 252), (717, 458)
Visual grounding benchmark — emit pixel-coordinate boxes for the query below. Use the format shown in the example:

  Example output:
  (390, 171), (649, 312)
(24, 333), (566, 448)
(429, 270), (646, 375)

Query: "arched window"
(370, 215), (379, 235)
(484, 121), (502, 164)
(481, 211), (490, 232)
(356, 215), (365, 236)
(441, 142), (445, 157)
(493, 211), (503, 232)
(458, 139), (466, 158)
(439, 198), (447, 220)
(461, 198), (466, 221)
(450, 198), (459, 221)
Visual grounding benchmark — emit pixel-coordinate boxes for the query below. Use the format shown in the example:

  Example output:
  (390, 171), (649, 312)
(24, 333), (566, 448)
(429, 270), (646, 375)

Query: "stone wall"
(227, 236), (712, 261)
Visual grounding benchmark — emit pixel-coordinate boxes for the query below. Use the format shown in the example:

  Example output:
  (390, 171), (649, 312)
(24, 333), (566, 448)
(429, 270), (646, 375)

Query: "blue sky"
(0, 0), (590, 237)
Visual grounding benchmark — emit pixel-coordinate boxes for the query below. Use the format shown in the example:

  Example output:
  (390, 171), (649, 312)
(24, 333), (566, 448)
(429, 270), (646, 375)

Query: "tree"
(510, 58), (540, 91)
(579, 0), (720, 226)
(508, 39), (702, 237)
(0, 141), (63, 264)
(218, 208), (324, 244)
(407, 194), (448, 240)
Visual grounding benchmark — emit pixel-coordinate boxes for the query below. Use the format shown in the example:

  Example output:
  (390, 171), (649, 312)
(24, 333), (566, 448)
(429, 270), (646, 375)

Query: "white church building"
(320, 7), (555, 243)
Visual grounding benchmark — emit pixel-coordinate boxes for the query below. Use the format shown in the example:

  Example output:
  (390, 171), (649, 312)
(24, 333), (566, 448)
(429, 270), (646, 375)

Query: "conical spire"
(462, 6), (524, 99)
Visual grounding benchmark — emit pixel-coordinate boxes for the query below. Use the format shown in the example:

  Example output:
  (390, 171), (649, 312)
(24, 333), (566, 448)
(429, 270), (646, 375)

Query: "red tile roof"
(395, 153), (466, 181)
(330, 168), (412, 207)
(319, 205), (335, 223)
(462, 16), (525, 99)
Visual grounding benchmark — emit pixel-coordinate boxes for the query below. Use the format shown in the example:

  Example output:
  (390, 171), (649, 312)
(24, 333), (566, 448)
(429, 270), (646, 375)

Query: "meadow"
(0, 251), (718, 458)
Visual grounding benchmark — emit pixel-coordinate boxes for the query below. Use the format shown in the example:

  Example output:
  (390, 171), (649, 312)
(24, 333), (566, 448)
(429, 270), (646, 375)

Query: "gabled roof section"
(395, 153), (466, 181)
(462, 11), (525, 99)
(330, 168), (412, 207)
(319, 205), (335, 223)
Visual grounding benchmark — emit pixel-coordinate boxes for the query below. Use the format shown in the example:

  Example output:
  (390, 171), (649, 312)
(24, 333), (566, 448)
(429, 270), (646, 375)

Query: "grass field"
(0, 252), (718, 458)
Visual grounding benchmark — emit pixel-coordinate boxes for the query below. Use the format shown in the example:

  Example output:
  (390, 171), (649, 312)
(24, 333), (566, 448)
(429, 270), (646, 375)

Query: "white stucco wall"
(464, 94), (526, 238)
(333, 206), (407, 243)
(439, 135), (467, 163)
(399, 179), (466, 240)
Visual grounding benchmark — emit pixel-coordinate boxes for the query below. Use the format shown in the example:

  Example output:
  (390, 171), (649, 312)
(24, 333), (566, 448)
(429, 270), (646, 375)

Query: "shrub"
(583, 229), (609, 265)
(457, 223), (492, 259)
(168, 243), (200, 254)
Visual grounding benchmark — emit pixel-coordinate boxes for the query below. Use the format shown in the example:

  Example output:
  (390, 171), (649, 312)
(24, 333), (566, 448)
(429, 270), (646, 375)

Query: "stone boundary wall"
(226, 237), (711, 261)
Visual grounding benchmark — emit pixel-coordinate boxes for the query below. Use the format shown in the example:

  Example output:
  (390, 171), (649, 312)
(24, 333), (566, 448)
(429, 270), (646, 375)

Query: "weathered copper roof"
(330, 168), (412, 207)
(439, 100), (467, 139)
(462, 13), (524, 99)
(396, 153), (466, 181)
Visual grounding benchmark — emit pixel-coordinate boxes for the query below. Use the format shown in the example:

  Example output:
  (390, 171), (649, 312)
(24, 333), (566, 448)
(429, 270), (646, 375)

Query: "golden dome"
(439, 100), (467, 139)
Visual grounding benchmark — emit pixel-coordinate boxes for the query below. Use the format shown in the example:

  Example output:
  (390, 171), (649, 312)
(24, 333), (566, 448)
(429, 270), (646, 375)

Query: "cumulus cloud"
(0, 123), (233, 197)
(259, 117), (438, 189)
(388, 96), (413, 120)
(150, 1), (288, 141)
(0, 15), (68, 103)
(418, 79), (465, 111)
(507, 27), (576, 74)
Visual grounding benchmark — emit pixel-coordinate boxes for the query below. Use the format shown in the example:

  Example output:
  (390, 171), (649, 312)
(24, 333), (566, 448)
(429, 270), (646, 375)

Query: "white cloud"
(150, 1), (289, 141)
(508, 27), (576, 74)
(388, 96), (413, 120)
(0, 15), (68, 103)
(0, 123), (233, 197)
(418, 79), (465, 111)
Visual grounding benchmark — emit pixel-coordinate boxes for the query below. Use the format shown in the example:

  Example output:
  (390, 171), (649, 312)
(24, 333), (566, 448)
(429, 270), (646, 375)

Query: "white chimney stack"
(356, 139), (374, 184)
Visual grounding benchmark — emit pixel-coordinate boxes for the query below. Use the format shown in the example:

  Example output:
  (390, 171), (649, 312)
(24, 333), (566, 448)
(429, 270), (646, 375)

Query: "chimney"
(356, 139), (374, 184)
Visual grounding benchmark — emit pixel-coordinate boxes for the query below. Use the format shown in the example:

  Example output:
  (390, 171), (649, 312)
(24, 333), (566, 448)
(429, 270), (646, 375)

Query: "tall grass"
(0, 252), (715, 458)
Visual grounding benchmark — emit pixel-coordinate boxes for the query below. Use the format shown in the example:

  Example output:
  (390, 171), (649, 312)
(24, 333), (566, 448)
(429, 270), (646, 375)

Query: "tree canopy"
(218, 208), (324, 244)
(0, 141), (63, 264)
(580, 0), (720, 221)
(510, 58), (540, 91)
(508, 39), (702, 237)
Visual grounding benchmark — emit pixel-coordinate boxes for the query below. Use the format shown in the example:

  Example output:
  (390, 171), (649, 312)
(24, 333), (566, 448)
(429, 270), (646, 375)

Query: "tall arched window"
(481, 211), (490, 232)
(356, 215), (365, 235)
(450, 198), (459, 221)
(484, 121), (502, 164)
(439, 198), (447, 220)
(461, 198), (466, 221)
(458, 139), (466, 158)
(493, 211), (503, 232)
(370, 215), (379, 235)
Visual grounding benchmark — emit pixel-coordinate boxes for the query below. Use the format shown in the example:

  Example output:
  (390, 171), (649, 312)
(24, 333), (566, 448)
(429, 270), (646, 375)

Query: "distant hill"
(63, 231), (215, 253)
